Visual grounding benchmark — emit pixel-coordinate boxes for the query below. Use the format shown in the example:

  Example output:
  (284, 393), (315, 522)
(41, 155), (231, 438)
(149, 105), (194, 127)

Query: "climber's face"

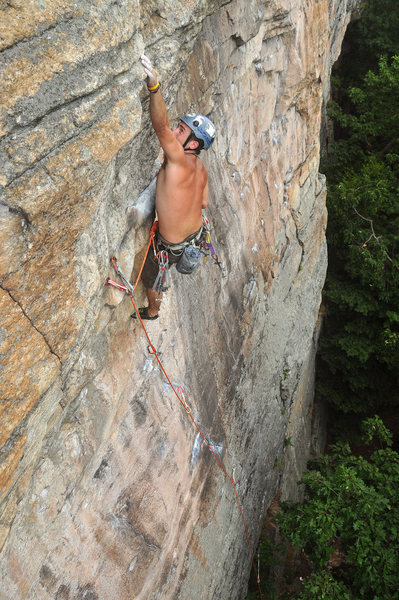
(172, 121), (192, 146)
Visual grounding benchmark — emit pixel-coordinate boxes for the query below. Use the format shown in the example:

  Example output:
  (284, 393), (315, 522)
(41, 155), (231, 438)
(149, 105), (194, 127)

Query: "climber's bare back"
(156, 153), (208, 243)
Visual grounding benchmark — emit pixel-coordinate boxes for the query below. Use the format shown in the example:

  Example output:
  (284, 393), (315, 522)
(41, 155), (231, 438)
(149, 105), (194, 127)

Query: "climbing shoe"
(131, 307), (159, 321)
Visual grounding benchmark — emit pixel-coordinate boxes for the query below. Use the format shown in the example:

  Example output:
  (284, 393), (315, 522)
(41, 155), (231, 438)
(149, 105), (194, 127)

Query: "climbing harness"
(147, 216), (225, 291)
(104, 225), (262, 599)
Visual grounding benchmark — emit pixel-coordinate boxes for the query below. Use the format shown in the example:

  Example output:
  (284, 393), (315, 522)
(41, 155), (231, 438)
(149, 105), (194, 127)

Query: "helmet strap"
(183, 131), (194, 149)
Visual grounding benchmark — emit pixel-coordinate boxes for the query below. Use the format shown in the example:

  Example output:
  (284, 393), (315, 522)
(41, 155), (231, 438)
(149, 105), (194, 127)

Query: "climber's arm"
(140, 55), (185, 165)
(149, 89), (185, 165)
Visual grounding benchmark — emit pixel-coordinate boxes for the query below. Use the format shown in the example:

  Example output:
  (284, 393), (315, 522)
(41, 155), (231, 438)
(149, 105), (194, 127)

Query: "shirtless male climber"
(133, 54), (216, 320)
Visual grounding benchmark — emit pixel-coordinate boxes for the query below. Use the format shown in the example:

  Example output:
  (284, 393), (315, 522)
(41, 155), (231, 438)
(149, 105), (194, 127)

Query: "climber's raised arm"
(140, 54), (184, 164)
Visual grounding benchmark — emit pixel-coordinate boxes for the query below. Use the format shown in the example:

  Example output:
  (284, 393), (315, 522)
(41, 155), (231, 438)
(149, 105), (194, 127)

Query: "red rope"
(109, 239), (263, 599)
(133, 220), (158, 289)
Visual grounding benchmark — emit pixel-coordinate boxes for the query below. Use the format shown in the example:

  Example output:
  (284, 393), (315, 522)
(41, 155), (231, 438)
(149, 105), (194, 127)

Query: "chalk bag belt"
(152, 249), (170, 294)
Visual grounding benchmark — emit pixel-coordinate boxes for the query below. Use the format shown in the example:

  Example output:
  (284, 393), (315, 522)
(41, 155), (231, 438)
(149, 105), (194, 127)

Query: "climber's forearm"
(149, 87), (170, 133)
(140, 54), (171, 133)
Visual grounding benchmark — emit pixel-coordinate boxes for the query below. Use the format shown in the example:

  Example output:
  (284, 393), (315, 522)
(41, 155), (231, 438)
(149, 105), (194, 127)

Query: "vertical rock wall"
(0, 1), (358, 598)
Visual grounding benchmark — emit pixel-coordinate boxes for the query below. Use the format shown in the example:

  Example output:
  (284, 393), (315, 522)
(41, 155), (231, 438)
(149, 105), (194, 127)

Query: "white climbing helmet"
(181, 113), (216, 150)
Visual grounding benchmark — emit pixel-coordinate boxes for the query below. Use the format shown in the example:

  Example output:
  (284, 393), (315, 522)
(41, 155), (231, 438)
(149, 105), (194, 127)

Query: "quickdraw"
(105, 278), (128, 292)
(201, 217), (226, 276)
(109, 257), (137, 301)
(152, 249), (170, 294)
(177, 385), (191, 413)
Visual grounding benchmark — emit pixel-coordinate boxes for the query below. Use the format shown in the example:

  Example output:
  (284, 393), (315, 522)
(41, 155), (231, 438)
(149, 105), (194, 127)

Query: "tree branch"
(353, 207), (398, 269)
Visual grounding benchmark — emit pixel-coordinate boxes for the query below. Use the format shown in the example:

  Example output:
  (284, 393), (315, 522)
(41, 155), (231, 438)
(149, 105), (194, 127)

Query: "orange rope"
(133, 221), (158, 289)
(110, 236), (263, 599)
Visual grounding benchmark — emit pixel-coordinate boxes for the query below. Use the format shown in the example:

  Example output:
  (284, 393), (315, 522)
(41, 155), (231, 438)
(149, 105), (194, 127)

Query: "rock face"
(0, 1), (358, 598)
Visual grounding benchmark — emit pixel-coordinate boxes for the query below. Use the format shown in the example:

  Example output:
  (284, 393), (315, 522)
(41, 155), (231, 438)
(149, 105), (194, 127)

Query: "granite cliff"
(0, 1), (359, 598)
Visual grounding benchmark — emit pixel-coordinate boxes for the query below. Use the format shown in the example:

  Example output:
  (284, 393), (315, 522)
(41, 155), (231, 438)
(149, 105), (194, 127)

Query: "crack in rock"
(0, 283), (62, 364)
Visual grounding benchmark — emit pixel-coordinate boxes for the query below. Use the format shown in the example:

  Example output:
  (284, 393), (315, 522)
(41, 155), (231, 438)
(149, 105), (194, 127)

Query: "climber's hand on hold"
(140, 54), (158, 89)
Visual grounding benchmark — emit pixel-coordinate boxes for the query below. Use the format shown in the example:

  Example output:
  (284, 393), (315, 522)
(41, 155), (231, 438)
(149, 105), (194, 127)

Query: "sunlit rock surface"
(0, 1), (359, 598)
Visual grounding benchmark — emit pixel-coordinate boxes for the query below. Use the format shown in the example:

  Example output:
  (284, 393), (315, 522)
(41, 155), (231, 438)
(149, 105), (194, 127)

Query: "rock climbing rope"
(105, 229), (263, 599)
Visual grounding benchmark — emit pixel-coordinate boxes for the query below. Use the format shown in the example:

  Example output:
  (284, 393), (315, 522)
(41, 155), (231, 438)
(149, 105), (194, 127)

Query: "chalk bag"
(176, 245), (202, 275)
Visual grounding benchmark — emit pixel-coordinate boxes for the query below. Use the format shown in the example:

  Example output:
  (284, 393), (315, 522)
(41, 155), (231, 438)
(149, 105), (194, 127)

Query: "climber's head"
(179, 113), (216, 153)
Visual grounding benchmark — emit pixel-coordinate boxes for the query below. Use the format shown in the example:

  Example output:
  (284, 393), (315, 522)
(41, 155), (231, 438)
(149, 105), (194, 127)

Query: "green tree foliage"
(276, 417), (399, 599)
(295, 572), (354, 600)
(336, 0), (399, 88)
(319, 55), (399, 414)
